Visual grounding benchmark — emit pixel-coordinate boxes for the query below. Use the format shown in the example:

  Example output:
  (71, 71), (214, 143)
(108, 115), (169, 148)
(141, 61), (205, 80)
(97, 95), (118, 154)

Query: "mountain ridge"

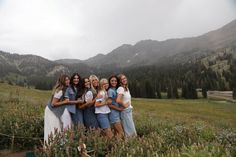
(83, 19), (236, 68)
(0, 19), (236, 89)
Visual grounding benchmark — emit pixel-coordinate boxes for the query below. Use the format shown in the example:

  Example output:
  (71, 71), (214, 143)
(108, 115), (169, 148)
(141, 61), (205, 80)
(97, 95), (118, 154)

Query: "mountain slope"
(85, 19), (236, 68)
(0, 51), (92, 89)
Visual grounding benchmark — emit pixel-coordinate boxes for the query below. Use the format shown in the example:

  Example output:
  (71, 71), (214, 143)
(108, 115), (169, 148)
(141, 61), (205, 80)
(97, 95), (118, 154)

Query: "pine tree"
(230, 59), (236, 99)
(145, 80), (155, 98)
(173, 86), (179, 99)
(202, 85), (208, 98)
(155, 83), (162, 99)
(167, 86), (172, 99)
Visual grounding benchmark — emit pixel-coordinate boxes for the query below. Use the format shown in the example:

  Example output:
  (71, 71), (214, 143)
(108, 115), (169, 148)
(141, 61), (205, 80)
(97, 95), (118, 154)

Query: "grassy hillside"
(0, 82), (50, 101)
(0, 83), (235, 156)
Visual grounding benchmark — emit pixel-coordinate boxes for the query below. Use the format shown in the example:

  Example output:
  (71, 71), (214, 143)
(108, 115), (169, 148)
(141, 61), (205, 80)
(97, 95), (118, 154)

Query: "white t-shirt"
(85, 91), (93, 102)
(117, 87), (133, 109)
(95, 90), (111, 114)
(54, 90), (63, 99)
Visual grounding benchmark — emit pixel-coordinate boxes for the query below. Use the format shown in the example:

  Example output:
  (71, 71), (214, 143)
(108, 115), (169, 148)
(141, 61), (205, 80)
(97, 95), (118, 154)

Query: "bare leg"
(104, 128), (113, 138)
(113, 122), (124, 138)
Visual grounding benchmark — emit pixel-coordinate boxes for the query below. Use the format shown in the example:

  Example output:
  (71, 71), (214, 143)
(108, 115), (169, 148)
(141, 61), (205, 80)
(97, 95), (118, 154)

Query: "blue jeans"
(71, 108), (84, 126)
(121, 108), (137, 137)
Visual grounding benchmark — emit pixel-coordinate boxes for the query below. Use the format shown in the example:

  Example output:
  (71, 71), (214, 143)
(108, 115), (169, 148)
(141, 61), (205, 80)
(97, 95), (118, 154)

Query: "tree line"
(127, 53), (235, 99)
(2, 48), (235, 99)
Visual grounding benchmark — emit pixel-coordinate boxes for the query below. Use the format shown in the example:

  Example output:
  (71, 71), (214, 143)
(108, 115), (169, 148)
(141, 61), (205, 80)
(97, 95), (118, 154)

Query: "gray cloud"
(0, 0), (235, 60)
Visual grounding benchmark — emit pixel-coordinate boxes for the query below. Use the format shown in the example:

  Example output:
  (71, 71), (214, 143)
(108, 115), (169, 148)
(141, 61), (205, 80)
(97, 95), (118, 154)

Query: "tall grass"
(0, 83), (235, 156)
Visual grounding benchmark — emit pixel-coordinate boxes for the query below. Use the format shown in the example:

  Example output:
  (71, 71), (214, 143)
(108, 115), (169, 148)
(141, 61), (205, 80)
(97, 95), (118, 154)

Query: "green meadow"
(0, 83), (235, 156)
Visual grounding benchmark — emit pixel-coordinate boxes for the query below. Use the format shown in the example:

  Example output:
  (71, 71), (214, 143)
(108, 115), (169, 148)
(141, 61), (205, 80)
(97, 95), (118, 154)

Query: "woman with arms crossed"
(116, 74), (137, 137)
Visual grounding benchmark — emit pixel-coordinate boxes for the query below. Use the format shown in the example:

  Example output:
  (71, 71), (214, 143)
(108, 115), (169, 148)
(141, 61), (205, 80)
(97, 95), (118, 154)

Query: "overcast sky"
(0, 0), (236, 60)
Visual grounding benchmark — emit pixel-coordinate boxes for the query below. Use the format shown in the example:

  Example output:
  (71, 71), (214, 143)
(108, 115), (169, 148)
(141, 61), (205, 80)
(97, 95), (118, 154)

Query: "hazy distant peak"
(85, 53), (106, 63)
(90, 53), (105, 60)
(220, 19), (236, 29)
(84, 19), (236, 68)
(115, 44), (132, 50)
(135, 39), (159, 45)
(94, 53), (105, 57)
(55, 59), (82, 64)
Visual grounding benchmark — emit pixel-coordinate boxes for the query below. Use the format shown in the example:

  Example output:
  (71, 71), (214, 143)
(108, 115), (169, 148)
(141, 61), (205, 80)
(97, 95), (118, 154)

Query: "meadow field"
(0, 83), (235, 156)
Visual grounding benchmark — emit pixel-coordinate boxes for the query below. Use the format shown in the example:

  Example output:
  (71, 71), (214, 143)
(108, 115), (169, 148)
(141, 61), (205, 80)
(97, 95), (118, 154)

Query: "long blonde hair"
(99, 78), (108, 91)
(52, 74), (70, 94)
(89, 74), (99, 96)
(98, 78), (108, 99)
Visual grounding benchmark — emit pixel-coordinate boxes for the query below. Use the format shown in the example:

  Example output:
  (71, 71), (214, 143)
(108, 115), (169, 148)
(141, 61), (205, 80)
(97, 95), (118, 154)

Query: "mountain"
(0, 51), (55, 76)
(0, 19), (236, 90)
(0, 51), (92, 89)
(84, 19), (236, 68)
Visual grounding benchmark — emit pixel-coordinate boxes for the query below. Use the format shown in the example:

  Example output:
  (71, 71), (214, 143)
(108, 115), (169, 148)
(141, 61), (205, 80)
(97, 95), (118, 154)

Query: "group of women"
(44, 73), (137, 144)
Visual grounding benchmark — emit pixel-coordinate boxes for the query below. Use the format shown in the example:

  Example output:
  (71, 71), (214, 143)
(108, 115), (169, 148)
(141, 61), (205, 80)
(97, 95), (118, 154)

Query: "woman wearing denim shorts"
(108, 75), (124, 137)
(95, 78), (113, 138)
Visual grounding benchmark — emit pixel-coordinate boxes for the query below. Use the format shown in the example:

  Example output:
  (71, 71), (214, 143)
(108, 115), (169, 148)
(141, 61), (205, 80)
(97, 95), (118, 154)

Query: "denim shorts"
(96, 113), (110, 129)
(109, 109), (121, 124)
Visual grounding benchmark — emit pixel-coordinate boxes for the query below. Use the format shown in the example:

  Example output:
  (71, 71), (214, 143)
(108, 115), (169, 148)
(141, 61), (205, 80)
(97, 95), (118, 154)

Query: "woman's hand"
(118, 106), (125, 111)
(63, 99), (70, 104)
(76, 99), (84, 104)
(123, 102), (129, 108)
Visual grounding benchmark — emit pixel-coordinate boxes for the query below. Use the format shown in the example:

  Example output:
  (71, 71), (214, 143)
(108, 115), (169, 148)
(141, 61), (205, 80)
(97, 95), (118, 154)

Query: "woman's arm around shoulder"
(116, 87), (129, 108)
(95, 91), (106, 107)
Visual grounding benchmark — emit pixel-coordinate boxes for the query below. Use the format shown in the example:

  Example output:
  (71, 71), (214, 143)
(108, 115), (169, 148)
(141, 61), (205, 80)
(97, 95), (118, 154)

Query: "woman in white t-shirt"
(44, 74), (72, 145)
(95, 78), (113, 138)
(116, 74), (137, 137)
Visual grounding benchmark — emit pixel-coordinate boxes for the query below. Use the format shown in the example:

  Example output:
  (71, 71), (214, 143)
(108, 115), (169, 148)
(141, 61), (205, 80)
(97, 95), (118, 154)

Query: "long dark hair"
(81, 77), (90, 92)
(70, 73), (83, 98)
(82, 77), (97, 99)
(108, 75), (119, 89)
